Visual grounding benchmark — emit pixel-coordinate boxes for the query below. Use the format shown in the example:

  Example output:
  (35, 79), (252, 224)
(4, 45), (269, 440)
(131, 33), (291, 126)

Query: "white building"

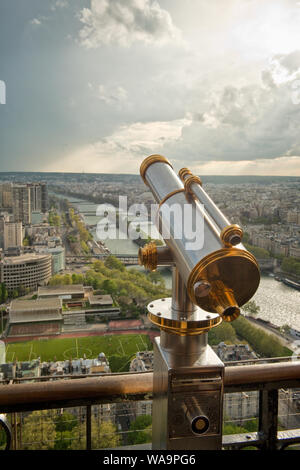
(3, 221), (23, 250)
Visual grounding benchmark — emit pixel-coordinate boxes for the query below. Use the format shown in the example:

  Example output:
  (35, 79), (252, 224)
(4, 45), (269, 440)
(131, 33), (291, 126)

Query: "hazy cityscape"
(0, 169), (299, 450)
(1, 0), (300, 455)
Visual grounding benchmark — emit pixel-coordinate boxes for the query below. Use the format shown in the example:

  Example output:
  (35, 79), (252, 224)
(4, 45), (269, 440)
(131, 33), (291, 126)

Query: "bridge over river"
(66, 253), (139, 265)
(66, 255), (276, 269)
(257, 258), (277, 271)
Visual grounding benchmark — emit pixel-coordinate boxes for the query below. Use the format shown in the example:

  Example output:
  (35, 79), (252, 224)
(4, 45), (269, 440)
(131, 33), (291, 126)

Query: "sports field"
(4, 333), (153, 372)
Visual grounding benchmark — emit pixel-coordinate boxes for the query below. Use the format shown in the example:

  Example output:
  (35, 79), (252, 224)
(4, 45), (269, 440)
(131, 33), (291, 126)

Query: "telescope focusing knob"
(138, 242), (157, 271)
(220, 224), (243, 247)
(138, 243), (174, 271)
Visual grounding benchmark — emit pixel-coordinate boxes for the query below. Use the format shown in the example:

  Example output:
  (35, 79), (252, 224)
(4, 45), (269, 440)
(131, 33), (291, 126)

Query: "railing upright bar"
(13, 412), (18, 450)
(259, 389), (278, 450)
(86, 405), (92, 450)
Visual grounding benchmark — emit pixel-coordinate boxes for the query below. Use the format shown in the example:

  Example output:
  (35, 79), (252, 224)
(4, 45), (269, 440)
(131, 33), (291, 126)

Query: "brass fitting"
(187, 247), (260, 319)
(138, 242), (174, 271)
(220, 224), (243, 247)
(184, 175), (203, 194)
(140, 155), (173, 186)
(178, 168), (193, 182)
(209, 280), (240, 322)
(138, 242), (158, 271)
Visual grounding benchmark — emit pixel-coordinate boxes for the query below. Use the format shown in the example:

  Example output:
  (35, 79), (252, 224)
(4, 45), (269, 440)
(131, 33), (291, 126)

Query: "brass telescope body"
(139, 154), (260, 335)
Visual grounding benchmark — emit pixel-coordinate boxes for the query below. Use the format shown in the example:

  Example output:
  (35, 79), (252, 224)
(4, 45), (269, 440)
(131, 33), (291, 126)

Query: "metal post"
(259, 389), (278, 450)
(13, 412), (17, 450)
(86, 405), (92, 450)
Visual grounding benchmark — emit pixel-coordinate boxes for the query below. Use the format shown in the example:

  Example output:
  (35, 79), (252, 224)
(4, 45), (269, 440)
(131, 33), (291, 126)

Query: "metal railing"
(0, 359), (300, 450)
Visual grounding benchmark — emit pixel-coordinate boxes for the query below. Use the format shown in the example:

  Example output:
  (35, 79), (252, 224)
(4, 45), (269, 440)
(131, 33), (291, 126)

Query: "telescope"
(138, 154), (260, 450)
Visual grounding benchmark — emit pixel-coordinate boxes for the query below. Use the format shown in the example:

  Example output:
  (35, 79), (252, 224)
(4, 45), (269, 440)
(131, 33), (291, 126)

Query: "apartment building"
(3, 221), (23, 250)
(12, 184), (31, 225)
(0, 253), (52, 292)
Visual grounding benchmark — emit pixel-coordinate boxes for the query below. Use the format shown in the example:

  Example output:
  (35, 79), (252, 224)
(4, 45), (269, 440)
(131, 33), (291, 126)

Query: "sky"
(0, 0), (300, 175)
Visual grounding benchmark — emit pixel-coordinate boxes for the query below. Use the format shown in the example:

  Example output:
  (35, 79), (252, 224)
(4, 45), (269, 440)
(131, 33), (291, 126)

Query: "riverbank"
(244, 315), (299, 353)
(53, 192), (300, 331)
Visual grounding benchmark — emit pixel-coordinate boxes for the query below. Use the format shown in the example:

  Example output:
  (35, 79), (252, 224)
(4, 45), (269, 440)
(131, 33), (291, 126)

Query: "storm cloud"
(0, 0), (300, 175)
(78, 0), (182, 48)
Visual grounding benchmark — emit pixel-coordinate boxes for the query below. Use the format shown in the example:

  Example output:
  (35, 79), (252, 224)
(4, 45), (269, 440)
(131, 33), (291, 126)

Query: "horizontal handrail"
(0, 361), (300, 413)
(224, 360), (300, 389)
(0, 371), (153, 412)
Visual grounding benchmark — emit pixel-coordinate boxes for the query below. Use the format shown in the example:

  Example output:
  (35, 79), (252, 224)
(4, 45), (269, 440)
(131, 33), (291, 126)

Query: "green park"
(5, 333), (153, 373)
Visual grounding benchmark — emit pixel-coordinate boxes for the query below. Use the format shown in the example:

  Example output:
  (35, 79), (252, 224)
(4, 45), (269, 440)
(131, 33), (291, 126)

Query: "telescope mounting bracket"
(147, 297), (221, 336)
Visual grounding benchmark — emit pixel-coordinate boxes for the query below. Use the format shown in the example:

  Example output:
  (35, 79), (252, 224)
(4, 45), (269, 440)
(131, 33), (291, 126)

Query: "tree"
(23, 237), (30, 246)
(70, 418), (120, 450)
(280, 324), (291, 335)
(208, 321), (237, 345)
(55, 411), (78, 432)
(63, 274), (72, 285)
(127, 415), (152, 445)
(53, 411), (78, 449)
(22, 410), (56, 450)
(281, 257), (300, 277)
(81, 240), (90, 254)
(104, 255), (125, 272)
(11, 289), (19, 299)
(102, 279), (118, 295)
(242, 300), (260, 316)
(148, 271), (164, 285)
(231, 316), (292, 358)
(0, 284), (8, 303)
(53, 430), (74, 450)
(244, 243), (270, 259)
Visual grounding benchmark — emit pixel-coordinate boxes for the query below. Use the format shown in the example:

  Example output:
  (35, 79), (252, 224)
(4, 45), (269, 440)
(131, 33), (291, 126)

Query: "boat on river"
(281, 278), (300, 291)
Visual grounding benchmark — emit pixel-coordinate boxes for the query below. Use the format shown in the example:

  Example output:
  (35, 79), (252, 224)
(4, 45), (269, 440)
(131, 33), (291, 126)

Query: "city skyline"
(0, 1), (300, 176)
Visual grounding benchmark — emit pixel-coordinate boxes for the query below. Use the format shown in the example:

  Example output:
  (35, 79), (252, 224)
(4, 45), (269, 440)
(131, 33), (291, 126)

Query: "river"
(57, 194), (300, 331)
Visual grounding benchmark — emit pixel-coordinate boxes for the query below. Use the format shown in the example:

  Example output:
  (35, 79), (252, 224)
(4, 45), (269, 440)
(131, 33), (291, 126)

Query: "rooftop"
(88, 293), (113, 306)
(9, 310), (63, 324)
(1, 253), (51, 265)
(10, 298), (62, 312)
(38, 284), (85, 296)
(9, 298), (63, 324)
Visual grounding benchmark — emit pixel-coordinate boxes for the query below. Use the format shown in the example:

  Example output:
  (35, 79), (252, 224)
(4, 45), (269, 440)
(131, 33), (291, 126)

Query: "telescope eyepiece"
(219, 305), (240, 322)
(210, 281), (240, 322)
(191, 415), (210, 435)
(183, 398), (210, 435)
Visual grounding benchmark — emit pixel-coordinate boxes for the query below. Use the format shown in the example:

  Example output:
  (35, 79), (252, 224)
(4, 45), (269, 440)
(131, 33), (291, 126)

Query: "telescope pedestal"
(148, 269), (225, 450)
(152, 333), (224, 450)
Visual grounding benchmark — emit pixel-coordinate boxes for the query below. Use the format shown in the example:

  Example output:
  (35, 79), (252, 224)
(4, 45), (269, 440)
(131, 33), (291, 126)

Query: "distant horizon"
(0, 170), (300, 179)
